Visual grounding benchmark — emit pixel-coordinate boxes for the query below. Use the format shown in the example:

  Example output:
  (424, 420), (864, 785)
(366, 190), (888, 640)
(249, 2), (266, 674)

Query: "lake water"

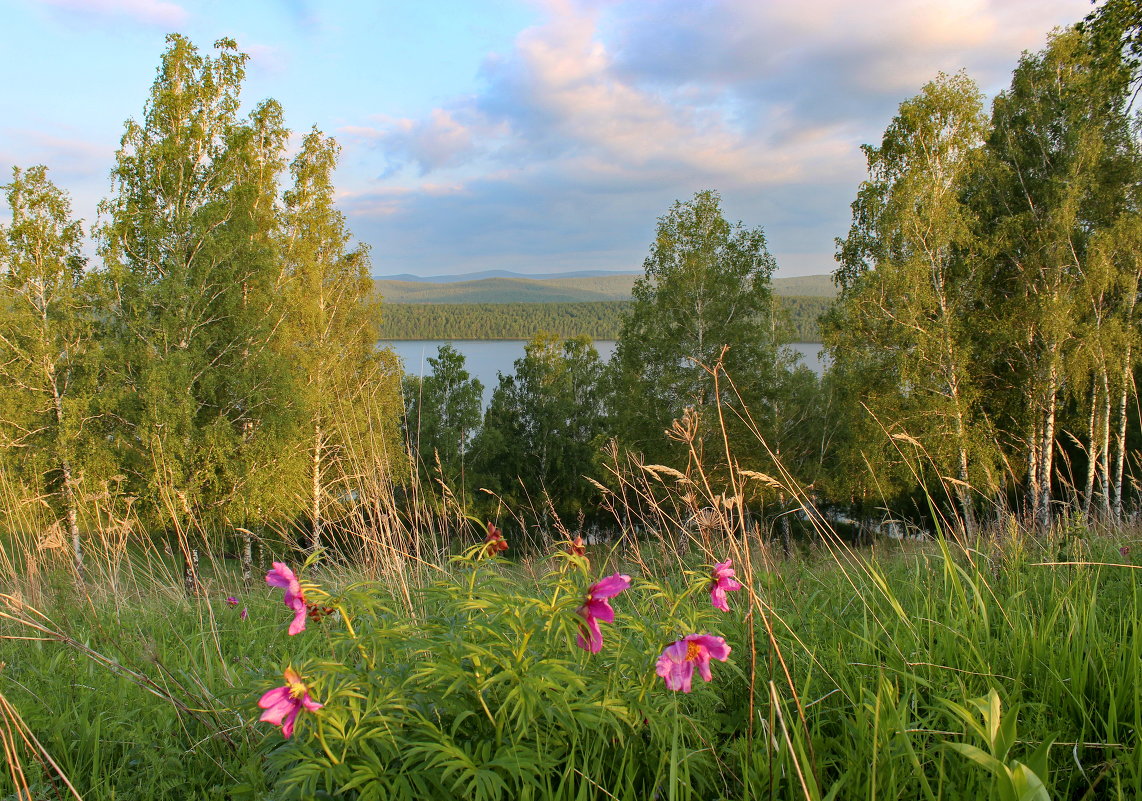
(383, 340), (826, 408)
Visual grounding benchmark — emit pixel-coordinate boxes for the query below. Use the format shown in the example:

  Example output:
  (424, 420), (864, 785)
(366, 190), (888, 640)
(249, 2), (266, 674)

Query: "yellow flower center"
(685, 639), (701, 662)
(288, 680), (307, 700)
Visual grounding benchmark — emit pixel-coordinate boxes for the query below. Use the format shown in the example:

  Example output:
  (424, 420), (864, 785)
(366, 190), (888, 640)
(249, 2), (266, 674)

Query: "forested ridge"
(378, 296), (829, 342)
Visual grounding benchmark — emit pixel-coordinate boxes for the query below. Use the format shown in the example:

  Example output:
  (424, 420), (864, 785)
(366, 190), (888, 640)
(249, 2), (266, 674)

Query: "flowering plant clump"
(266, 562), (308, 635)
(575, 573), (631, 653)
(710, 559), (742, 612)
(655, 634), (732, 693)
(256, 542), (741, 800)
(258, 668), (322, 738)
(483, 521), (509, 556)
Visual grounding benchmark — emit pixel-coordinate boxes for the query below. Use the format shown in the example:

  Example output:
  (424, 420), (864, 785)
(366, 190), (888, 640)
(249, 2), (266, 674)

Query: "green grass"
(2, 531), (1139, 800)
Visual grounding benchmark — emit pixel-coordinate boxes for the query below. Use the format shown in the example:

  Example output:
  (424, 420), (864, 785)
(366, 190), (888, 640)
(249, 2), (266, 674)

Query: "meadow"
(3, 505), (1139, 800)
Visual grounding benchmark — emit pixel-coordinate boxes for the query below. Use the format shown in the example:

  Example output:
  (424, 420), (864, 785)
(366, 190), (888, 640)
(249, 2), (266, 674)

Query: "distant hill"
(377, 273), (835, 304)
(376, 277), (631, 304)
(374, 269), (636, 283)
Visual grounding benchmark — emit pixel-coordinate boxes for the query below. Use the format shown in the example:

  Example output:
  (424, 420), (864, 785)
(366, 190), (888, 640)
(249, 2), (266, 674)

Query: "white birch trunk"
(1036, 365), (1058, 532)
(1113, 355), (1131, 520)
(312, 422), (323, 555)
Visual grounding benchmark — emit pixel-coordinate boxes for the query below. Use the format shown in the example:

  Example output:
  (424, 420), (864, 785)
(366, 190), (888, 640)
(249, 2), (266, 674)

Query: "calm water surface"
(383, 340), (826, 408)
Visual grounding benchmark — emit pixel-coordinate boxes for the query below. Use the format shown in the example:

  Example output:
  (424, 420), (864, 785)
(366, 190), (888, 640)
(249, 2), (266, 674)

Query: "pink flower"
(226, 596), (239, 607)
(257, 668), (323, 738)
(710, 559), (742, 612)
(655, 634), (731, 693)
(266, 563), (307, 635)
(575, 573), (631, 653)
(1120, 546), (1130, 558)
(240, 608), (249, 621)
(484, 522), (508, 556)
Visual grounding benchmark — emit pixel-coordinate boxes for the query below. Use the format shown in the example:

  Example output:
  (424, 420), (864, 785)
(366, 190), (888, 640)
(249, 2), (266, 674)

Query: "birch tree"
(98, 36), (298, 588)
(977, 28), (1136, 530)
(829, 73), (992, 531)
(281, 128), (404, 554)
(0, 166), (105, 576)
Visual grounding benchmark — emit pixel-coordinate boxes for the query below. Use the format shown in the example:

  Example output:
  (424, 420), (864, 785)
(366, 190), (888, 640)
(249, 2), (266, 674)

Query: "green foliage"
(259, 546), (745, 801)
(611, 189), (793, 472)
(81, 36), (404, 545)
(0, 165), (109, 574)
(6, 535), (1142, 800)
(403, 344), (483, 503)
(278, 128), (406, 550)
(97, 35), (297, 527)
(375, 273), (836, 305)
(826, 72), (995, 518)
(471, 333), (608, 525)
(943, 689), (1053, 801)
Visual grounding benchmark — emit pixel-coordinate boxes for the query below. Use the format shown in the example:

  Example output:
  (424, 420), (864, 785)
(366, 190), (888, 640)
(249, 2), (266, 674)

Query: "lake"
(383, 340), (826, 408)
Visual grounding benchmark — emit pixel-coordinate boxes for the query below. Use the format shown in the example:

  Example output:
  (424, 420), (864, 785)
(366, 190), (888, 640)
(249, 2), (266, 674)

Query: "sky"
(0, 0), (1096, 278)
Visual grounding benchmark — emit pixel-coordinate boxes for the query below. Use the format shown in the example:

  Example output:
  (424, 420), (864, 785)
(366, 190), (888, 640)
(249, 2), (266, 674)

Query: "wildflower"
(1120, 546), (1130, 558)
(710, 559), (742, 612)
(484, 522), (508, 556)
(266, 563), (307, 636)
(655, 634), (731, 693)
(569, 535), (587, 557)
(576, 573), (631, 653)
(240, 608), (249, 621)
(257, 668), (323, 739)
(226, 596), (239, 607)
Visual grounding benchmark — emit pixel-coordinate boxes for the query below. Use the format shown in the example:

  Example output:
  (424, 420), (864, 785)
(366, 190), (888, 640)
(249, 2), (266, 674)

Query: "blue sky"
(0, 0), (1093, 277)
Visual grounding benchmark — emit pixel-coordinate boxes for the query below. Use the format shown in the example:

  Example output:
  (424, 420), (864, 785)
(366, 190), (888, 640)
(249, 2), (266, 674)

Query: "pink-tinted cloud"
(34, 0), (189, 27)
(335, 0), (1090, 276)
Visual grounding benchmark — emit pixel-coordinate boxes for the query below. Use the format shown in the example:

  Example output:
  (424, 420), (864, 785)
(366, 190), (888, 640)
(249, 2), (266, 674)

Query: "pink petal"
(266, 563), (297, 590)
(258, 693), (297, 726)
(695, 652), (714, 682)
(576, 617), (603, 653)
(280, 706), (301, 739)
(689, 634), (731, 662)
(655, 645), (696, 693)
(711, 586), (730, 612)
(257, 686), (290, 711)
(581, 597), (615, 623)
(590, 574), (631, 598)
(287, 605), (308, 636)
(301, 693), (324, 713)
(714, 559), (734, 576)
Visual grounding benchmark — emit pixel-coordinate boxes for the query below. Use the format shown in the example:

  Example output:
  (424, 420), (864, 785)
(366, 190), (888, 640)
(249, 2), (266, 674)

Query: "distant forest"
(378, 296), (830, 342)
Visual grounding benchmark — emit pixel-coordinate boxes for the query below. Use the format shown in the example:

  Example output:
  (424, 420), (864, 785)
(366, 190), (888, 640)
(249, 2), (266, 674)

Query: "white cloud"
(333, 0), (1092, 276)
(34, 0), (189, 27)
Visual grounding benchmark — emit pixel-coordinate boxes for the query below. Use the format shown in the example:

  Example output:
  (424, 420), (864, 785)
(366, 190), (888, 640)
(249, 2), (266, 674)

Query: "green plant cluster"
(262, 547), (738, 800)
(4, 534), (1140, 800)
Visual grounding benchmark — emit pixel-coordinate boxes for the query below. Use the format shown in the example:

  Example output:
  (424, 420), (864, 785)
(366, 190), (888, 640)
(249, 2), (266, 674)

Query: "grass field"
(3, 519), (1139, 800)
